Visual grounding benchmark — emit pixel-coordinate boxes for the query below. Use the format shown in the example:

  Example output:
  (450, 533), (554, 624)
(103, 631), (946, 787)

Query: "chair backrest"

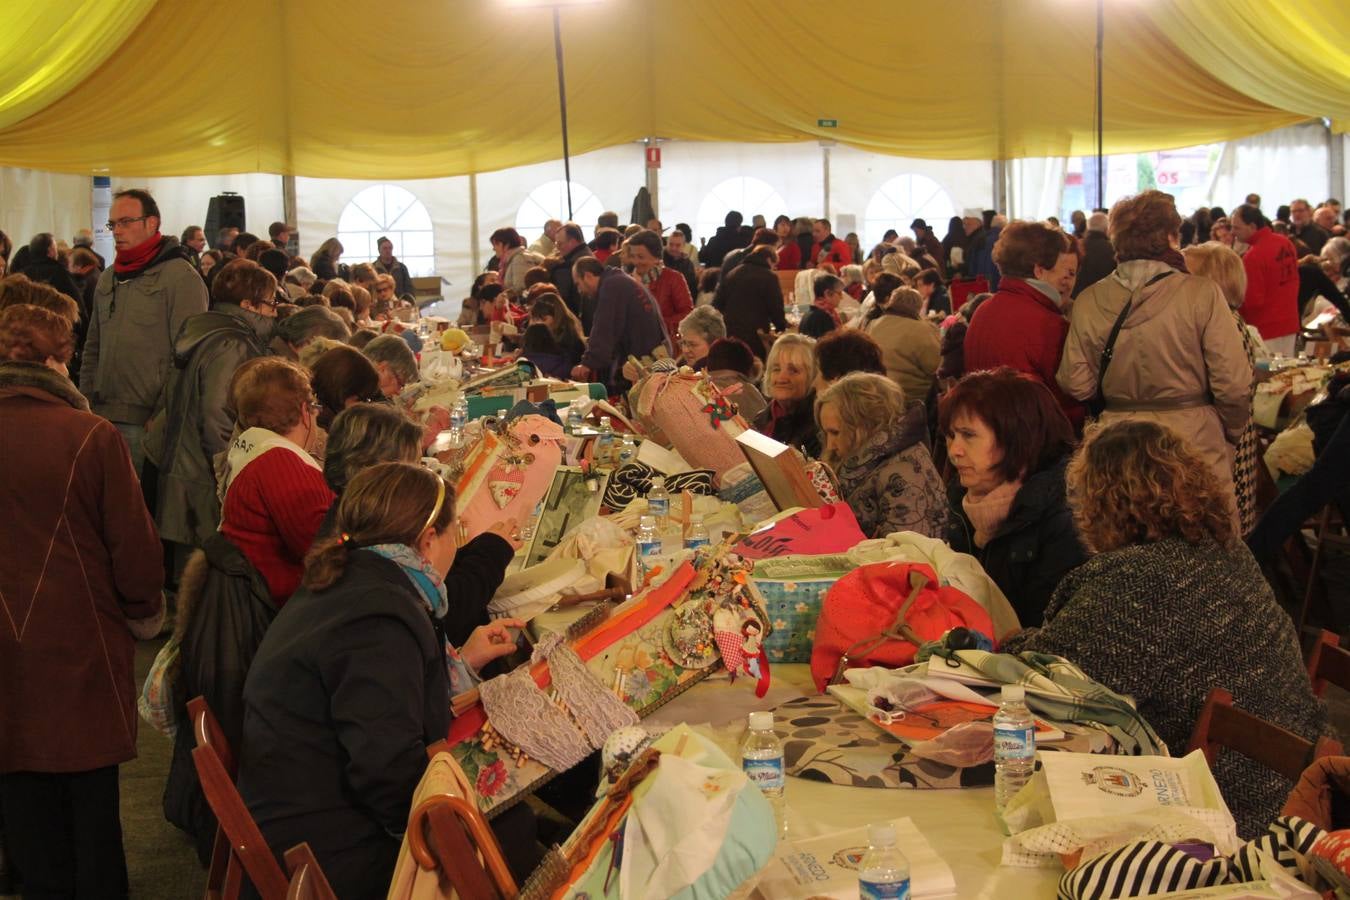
(406, 795), (517, 900)
(1307, 630), (1350, 697)
(188, 695), (289, 900)
(284, 843), (337, 900)
(1186, 687), (1343, 783)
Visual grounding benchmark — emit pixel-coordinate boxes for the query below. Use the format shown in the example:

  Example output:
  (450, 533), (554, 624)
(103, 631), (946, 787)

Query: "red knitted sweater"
(220, 447), (334, 604)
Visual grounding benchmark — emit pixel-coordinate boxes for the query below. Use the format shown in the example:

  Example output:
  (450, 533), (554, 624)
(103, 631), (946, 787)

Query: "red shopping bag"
(732, 503), (866, 561)
(810, 562), (993, 692)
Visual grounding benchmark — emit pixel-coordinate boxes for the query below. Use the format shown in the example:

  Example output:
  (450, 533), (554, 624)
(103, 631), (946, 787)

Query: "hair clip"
(340, 532), (353, 547)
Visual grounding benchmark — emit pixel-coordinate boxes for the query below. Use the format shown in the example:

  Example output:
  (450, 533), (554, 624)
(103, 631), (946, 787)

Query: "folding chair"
(405, 743), (517, 900)
(188, 696), (289, 900)
(1295, 505), (1350, 637)
(283, 843), (337, 900)
(1306, 630), (1350, 697)
(1185, 687), (1342, 782)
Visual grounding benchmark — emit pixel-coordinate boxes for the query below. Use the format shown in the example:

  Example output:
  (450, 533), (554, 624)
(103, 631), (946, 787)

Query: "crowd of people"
(2, 181), (1349, 896)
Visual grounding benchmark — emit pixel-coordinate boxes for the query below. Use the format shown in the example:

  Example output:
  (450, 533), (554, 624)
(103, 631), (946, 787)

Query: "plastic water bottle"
(858, 823), (911, 900)
(450, 396), (468, 430)
(636, 515), (662, 579)
(596, 416), (616, 466)
(742, 711), (786, 837)
(994, 684), (1036, 814)
(647, 475), (670, 523)
(684, 514), (710, 551)
(618, 435), (638, 467)
(566, 403), (583, 434)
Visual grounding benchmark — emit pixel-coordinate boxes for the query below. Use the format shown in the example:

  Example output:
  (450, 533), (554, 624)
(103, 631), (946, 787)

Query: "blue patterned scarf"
(366, 543), (448, 619)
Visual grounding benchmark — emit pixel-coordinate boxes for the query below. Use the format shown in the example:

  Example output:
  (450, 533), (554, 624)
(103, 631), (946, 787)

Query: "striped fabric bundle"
(601, 461), (716, 510)
(1057, 816), (1323, 900)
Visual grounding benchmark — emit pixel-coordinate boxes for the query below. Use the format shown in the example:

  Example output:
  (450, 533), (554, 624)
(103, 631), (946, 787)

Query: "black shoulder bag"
(1088, 271), (1173, 418)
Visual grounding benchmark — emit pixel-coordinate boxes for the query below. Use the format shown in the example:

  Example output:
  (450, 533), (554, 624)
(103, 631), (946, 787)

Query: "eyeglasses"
(106, 216), (150, 230)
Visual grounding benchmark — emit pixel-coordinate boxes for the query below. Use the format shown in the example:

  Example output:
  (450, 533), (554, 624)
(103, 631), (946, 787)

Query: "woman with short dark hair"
(713, 245), (786, 361)
(941, 367), (1085, 626)
(1003, 420), (1328, 838)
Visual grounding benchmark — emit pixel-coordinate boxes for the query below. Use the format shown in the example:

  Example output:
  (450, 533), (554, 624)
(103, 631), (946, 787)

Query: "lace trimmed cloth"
(478, 633), (638, 771)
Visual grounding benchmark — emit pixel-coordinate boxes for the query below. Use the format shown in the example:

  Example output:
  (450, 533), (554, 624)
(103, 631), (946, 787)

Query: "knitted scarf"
(114, 232), (163, 274)
(962, 479), (1023, 548)
(638, 264), (663, 286)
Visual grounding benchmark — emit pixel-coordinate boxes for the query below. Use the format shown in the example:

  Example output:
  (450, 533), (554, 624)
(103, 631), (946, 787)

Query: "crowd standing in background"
(2, 181), (1350, 897)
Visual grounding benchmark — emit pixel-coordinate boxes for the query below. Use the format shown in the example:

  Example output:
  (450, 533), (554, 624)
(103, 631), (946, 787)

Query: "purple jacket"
(580, 269), (671, 387)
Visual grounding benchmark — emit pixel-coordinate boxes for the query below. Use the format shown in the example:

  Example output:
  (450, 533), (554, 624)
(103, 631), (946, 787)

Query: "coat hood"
(1096, 260), (1182, 328)
(173, 305), (270, 366)
(0, 360), (90, 410)
(839, 402), (928, 477)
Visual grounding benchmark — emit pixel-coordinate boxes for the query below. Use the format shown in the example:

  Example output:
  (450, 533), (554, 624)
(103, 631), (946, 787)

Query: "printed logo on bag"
(831, 847), (868, 870)
(1081, 766), (1146, 797)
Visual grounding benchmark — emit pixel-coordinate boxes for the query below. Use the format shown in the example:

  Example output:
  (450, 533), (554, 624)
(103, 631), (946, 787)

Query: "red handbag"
(810, 562), (993, 692)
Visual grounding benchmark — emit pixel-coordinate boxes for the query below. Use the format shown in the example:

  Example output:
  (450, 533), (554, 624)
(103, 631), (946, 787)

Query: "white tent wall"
(1208, 121), (1330, 211)
(0, 168), (89, 251)
(657, 141), (824, 241)
(137, 174), (285, 244)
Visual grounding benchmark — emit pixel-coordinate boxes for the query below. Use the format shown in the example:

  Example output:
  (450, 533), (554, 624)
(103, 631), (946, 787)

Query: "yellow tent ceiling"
(0, 0), (1345, 179)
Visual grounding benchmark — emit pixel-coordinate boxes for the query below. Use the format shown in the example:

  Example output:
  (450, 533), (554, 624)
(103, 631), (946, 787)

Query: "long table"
(645, 664), (1061, 898)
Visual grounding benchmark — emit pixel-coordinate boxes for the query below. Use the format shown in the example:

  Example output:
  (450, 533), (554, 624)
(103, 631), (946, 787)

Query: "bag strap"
(1092, 271), (1174, 412)
(829, 569), (933, 686)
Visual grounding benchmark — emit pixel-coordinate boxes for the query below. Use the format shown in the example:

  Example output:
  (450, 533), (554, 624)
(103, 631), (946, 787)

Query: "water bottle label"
(649, 498), (669, 518)
(994, 724), (1036, 760)
(859, 877), (910, 899)
(743, 757), (784, 791)
(638, 540), (661, 558)
(684, 537), (710, 550)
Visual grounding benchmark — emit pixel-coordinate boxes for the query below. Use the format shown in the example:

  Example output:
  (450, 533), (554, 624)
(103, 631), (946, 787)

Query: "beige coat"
(1057, 260), (1252, 500)
(865, 313), (941, 406)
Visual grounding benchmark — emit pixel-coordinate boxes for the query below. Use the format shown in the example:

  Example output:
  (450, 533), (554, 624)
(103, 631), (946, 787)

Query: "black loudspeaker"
(205, 193), (246, 248)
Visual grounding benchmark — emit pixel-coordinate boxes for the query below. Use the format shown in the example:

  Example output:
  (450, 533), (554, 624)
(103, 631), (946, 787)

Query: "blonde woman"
(1183, 240), (1260, 534)
(752, 332), (821, 458)
(310, 237), (344, 280)
(816, 372), (946, 538)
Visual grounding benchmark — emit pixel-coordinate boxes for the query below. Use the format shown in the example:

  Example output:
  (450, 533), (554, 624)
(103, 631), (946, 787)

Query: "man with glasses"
(80, 188), (208, 473)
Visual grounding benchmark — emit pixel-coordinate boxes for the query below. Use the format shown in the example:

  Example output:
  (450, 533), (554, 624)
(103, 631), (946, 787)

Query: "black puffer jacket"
(152, 303), (270, 546)
(237, 551), (450, 899)
(714, 255), (786, 361)
(163, 533), (279, 864)
(946, 455), (1086, 627)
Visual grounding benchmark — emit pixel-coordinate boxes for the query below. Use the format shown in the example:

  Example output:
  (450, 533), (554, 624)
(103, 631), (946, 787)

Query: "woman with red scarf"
(626, 229), (691, 339)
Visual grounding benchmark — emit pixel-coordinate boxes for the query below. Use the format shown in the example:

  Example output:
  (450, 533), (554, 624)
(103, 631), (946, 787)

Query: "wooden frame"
(1307, 630), (1350, 698)
(1185, 687), (1342, 783)
(735, 429), (824, 511)
(521, 465), (611, 568)
(188, 696), (289, 900)
(283, 844), (337, 900)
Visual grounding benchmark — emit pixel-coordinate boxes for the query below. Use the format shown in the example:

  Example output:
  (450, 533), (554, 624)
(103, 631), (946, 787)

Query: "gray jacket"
(80, 238), (208, 425)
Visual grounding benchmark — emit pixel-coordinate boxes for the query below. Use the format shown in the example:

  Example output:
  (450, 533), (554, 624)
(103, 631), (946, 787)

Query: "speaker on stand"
(205, 193), (246, 249)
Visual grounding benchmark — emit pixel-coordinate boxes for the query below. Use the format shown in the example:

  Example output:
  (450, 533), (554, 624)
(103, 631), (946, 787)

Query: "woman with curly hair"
(1003, 419), (1327, 839)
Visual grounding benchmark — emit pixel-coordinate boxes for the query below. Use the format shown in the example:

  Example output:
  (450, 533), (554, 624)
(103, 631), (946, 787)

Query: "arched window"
(695, 177), (786, 247)
(862, 174), (956, 250)
(515, 180), (605, 245)
(337, 184), (435, 276)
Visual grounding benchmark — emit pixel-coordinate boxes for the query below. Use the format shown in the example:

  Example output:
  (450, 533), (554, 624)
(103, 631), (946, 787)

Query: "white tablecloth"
(648, 664), (1062, 898)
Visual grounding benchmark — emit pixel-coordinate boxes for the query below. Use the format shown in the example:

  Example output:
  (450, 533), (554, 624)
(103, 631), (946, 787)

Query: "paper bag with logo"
(732, 503), (867, 561)
(1002, 749), (1241, 869)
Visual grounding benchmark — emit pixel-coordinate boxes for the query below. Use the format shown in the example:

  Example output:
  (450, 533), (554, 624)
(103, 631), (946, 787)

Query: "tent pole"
(553, 7), (573, 221)
(821, 142), (832, 219)
(1095, 0), (1104, 210)
(469, 172), (480, 275)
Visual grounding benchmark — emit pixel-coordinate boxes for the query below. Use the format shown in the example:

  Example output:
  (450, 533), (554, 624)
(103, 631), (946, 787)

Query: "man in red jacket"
(809, 218), (853, 268)
(1233, 204), (1300, 356)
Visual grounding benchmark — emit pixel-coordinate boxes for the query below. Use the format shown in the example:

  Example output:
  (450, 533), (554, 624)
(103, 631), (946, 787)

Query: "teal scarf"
(366, 543), (448, 619)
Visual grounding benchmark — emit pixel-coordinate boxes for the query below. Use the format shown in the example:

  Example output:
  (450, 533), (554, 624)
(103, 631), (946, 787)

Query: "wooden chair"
(406, 742), (517, 900)
(1185, 687), (1343, 782)
(1307, 630), (1350, 697)
(283, 843), (337, 900)
(188, 696), (289, 900)
(1295, 505), (1350, 637)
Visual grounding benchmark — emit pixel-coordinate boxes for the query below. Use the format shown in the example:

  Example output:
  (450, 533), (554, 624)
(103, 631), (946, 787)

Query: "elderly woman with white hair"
(676, 305), (726, 370)
(816, 372), (947, 538)
(752, 332), (821, 458)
